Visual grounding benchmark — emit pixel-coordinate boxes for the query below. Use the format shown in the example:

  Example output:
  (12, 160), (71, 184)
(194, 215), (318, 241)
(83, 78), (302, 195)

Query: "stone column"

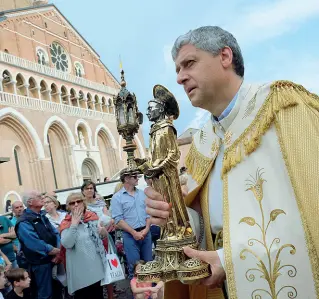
(57, 91), (62, 104)
(12, 80), (17, 94)
(24, 84), (30, 97)
(35, 87), (41, 99)
(28, 86), (39, 98)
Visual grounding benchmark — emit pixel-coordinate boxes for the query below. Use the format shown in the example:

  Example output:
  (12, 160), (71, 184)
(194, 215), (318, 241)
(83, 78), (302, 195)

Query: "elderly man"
(111, 169), (152, 280)
(145, 26), (319, 299)
(15, 191), (60, 299)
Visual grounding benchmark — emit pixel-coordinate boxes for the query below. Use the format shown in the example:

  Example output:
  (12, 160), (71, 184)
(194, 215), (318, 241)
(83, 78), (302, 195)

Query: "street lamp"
(114, 69), (143, 174)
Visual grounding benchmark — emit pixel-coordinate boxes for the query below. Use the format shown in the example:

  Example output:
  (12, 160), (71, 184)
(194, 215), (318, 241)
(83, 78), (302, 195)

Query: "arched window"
(14, 147), (22, 186)
(36, 47), (49, 66)
(74, 62), (85, 77)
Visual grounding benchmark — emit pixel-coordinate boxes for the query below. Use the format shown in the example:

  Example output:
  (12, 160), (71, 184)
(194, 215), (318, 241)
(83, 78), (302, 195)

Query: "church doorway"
(81, 158), (100, 183)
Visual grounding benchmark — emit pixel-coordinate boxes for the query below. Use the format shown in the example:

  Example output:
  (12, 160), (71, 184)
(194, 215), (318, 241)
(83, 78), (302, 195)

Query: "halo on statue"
(152, 84), (180, 120)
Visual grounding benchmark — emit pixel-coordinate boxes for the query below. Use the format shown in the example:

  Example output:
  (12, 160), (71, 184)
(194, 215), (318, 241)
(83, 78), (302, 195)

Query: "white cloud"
(229, 0), (319, 45)
(184, 109), (210, 131)
(178, 0), (319, 133)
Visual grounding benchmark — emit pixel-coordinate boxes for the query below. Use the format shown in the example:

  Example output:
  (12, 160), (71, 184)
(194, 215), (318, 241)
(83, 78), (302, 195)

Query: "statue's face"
(146, 101), (163, 122)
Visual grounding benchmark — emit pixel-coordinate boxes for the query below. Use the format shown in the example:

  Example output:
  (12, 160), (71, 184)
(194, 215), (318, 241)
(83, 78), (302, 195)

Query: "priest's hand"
(145, 187), (170, 226)
(183, 246), (226, 288)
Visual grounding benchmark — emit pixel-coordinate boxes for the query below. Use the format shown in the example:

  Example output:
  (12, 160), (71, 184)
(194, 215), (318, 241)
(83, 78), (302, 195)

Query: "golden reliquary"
(134, 85), (210, 284)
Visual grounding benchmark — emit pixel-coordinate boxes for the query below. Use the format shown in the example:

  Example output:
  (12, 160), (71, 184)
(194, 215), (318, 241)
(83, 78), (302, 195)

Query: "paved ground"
(104, 279), (132, 299)
(114, 279), (132, 299)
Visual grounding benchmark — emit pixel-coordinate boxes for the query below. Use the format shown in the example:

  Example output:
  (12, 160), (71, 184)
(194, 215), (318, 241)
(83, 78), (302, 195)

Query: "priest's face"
(146, 101), (163, 122)
(175, 43), (230, 111)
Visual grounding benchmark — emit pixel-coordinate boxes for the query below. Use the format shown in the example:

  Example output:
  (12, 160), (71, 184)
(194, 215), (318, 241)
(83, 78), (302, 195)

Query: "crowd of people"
(0, 167), (187, 299)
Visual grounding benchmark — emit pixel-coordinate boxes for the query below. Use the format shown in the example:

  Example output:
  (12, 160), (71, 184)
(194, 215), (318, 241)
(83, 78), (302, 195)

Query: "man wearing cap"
(111, 169), (152, 279)
(145, 26), (319, 299)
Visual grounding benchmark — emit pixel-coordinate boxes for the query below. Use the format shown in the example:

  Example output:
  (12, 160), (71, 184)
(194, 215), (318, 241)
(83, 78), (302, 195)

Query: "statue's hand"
(146, 166), (162, 178)
(145, 187), (170, 226)
(134, 158), (147, 166)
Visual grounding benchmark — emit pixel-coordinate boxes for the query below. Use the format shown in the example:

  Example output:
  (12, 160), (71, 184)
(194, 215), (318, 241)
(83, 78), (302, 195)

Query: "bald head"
(12, 201), (24, 217)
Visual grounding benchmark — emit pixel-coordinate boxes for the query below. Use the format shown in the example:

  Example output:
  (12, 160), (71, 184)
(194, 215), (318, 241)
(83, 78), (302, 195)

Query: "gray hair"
(171, 26), (244, 77)
(21, 190), (41, 208)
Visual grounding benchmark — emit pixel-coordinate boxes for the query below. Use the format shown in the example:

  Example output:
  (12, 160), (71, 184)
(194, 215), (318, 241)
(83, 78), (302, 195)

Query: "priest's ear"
(220, 46), (233, 70)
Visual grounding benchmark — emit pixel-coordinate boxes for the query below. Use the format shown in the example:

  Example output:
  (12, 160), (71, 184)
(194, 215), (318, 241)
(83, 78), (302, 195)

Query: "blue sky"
(51, 0), (319, 143)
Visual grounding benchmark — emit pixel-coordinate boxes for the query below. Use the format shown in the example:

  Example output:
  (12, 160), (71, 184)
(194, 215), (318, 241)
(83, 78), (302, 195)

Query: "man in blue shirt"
(111, 169), (153, 279)
(15, 191), (60, 299)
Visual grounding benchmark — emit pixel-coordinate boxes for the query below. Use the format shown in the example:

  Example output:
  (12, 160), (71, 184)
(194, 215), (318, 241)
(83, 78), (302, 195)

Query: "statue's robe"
(164, 81), (319, 299)
(149, 119), (189, 233)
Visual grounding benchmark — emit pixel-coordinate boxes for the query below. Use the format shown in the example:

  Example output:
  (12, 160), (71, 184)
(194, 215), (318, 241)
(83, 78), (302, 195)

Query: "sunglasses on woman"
(68, 199), (83, 206)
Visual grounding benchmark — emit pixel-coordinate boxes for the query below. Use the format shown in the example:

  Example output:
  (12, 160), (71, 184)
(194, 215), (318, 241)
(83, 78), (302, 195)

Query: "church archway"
(97, 128), (118, 178)
(0, 109), (42, 207)
(16, 73), (27, 96)
(28, 77), (39, 99)
(81, 158), (100, 183)
(3, 191), (22, 207)
(2, 70), (14, 93)
(75, 119), (93, 149)
(46, 120), (74, 189)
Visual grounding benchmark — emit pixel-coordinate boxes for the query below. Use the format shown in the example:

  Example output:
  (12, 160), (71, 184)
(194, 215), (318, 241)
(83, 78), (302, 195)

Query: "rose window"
(50, 42), (69, 72)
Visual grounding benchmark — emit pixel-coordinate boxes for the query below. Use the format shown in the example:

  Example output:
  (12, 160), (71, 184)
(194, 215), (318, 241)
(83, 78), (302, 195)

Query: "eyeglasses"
(68, 199), (83, 206)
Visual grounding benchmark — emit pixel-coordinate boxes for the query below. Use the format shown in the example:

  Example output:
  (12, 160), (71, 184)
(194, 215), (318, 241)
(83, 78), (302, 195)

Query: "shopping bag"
(101, 234), (125, 285)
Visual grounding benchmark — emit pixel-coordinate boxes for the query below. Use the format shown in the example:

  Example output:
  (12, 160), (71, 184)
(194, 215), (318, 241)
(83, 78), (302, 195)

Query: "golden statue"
(135, 85), (210, 283)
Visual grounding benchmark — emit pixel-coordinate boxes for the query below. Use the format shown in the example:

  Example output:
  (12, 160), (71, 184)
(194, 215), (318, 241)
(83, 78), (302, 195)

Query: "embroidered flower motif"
(239, 169), (297, 299)
(245, 168), (266, 202)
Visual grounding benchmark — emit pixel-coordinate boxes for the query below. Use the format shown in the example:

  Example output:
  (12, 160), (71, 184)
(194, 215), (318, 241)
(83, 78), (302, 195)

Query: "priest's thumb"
(183, 246), (213, 264)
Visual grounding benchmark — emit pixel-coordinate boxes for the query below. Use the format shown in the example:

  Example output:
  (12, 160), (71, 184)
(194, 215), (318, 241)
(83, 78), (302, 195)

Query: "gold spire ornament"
(135, 85), (210, 283)
(114, 69), (143, 176)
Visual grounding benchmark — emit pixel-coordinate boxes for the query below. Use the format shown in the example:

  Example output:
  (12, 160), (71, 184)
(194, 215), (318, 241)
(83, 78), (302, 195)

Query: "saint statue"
(78, 131), (86, 149)
(135, 85), (209, 283)
(136, 85), (191, 239)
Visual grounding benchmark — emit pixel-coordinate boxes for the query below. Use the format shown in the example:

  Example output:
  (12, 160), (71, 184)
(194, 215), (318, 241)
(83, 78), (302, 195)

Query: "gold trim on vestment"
(274, 103), (319, 298)
(185, 142), (215, 185)
(223, 174), (238, 299)
(198, 176), (225, 299)
(200, 177), (214, 251)
(221, 80), (319, 177)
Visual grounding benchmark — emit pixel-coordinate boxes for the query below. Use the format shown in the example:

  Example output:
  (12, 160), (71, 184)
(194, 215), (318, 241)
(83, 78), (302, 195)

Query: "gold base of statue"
(137, 234), (210, 283)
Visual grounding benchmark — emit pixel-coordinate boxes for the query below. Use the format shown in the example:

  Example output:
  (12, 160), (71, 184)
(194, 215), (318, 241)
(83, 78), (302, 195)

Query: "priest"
(145, 26), (319, 299)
